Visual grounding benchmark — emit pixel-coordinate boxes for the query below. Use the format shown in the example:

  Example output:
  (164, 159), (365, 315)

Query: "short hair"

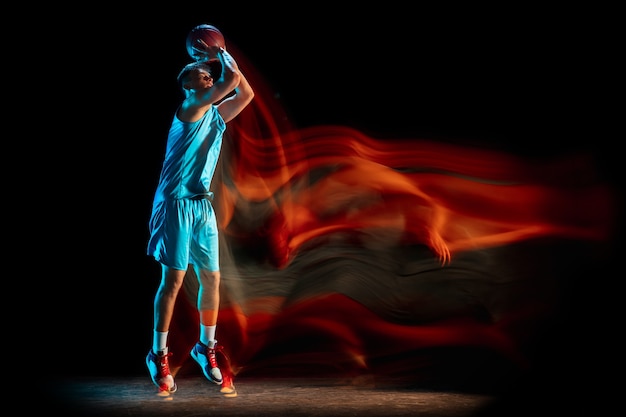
(176, 60), (223, 88)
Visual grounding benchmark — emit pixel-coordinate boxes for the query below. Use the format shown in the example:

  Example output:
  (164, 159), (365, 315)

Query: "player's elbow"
(237, 86), (254, 108)
(244, 84), (254, 100)
(244, 89), (255, 106)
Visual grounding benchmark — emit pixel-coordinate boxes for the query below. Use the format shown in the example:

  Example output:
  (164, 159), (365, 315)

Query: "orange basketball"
(186, 24), (226, 60)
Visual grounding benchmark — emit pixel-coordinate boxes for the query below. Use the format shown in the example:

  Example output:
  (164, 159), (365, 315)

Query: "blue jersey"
(147, 105), (225, 271)
(152, 105), (225, 205)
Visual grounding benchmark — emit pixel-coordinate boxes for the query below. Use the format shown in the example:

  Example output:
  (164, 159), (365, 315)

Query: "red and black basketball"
(186, 24), (226, 60)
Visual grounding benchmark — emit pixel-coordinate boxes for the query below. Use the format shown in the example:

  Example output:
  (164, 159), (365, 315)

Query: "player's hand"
(191, 39), (222, 62)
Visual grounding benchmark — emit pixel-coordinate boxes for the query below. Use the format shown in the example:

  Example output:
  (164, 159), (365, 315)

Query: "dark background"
(37, 4), (621, 414)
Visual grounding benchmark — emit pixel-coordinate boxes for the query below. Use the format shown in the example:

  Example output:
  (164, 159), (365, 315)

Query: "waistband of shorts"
(190, 192), (214, 201)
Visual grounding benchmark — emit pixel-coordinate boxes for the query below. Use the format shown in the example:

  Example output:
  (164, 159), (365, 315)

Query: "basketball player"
(145, 41), (254, 395)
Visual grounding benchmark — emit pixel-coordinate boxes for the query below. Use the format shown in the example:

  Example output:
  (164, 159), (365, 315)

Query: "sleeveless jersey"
(152, 105), (225, 205)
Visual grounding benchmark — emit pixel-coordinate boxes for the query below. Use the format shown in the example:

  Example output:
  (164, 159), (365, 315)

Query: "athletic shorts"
(147, 198), (219, 271)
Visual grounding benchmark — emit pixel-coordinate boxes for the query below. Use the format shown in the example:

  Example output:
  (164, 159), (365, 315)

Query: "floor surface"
(51, 375), (500, 417)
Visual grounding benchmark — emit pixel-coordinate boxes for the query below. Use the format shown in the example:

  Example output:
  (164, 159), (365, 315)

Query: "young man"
(146, 40), (254, 395)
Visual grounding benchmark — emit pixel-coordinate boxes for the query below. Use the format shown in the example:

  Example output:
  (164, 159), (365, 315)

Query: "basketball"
(186, 24), (226, 59)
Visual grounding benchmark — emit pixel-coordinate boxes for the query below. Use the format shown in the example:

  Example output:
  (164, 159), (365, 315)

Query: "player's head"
(177, 60), (222, 90)
(177, 61), (210, 88)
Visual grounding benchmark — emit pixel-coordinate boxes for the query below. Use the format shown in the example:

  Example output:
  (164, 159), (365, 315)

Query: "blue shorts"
(147, 198), (219, 271)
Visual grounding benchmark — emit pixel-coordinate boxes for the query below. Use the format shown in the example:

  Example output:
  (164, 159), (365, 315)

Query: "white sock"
(153, 330), (169, 354)
(200, 325), (216, 346)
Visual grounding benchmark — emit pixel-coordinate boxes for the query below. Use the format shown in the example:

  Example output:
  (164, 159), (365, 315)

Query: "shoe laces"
(207, 344), (223, 368)
(155, 351), (173, 377)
